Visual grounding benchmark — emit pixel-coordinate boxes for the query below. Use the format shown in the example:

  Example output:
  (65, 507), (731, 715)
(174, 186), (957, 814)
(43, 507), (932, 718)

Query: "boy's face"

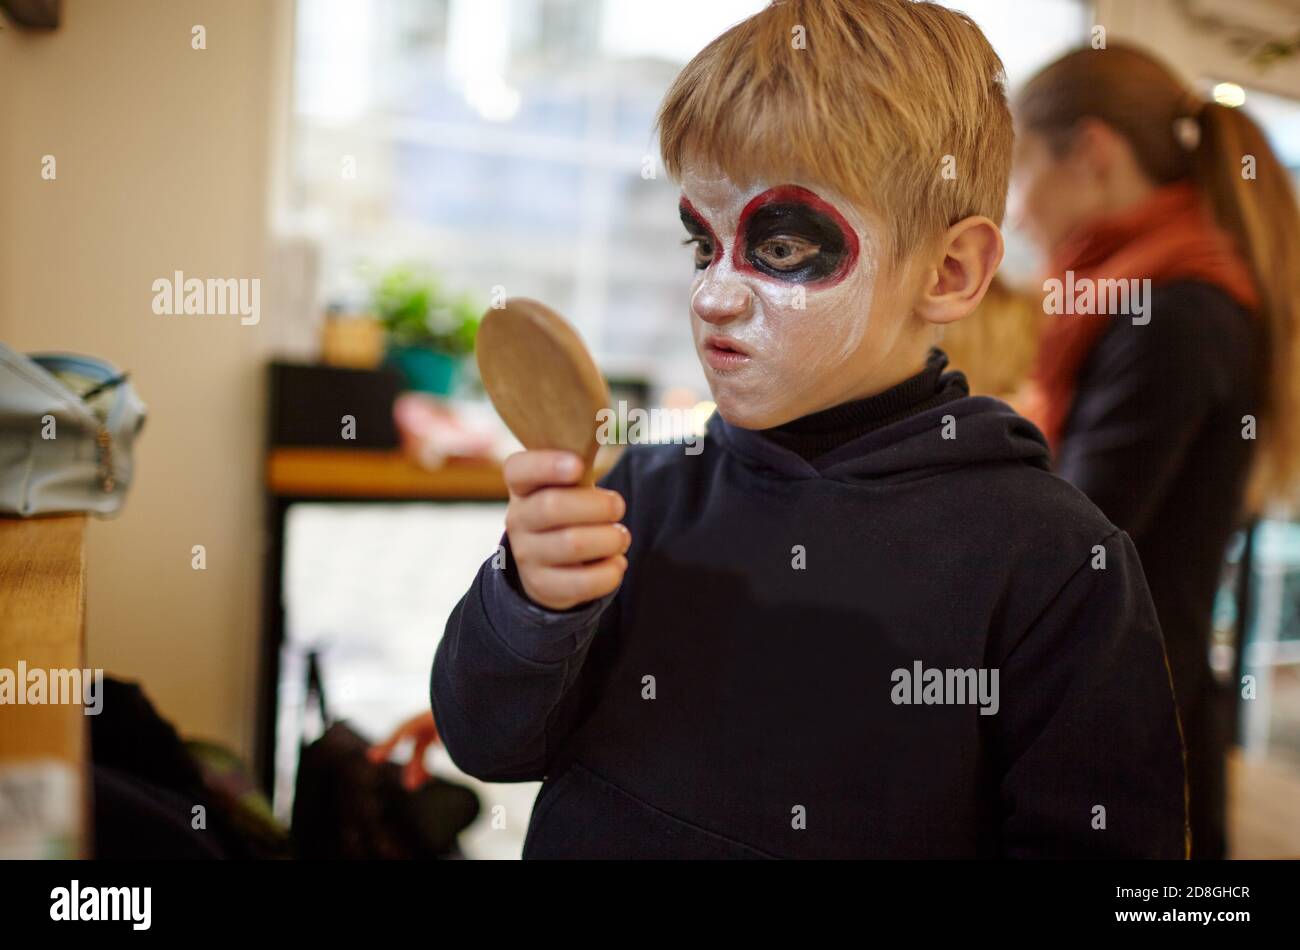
(677, 164), (915, 429)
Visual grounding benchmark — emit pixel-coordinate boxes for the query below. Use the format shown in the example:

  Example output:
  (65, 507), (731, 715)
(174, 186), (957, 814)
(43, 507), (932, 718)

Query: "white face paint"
(678, 164), (885, 429)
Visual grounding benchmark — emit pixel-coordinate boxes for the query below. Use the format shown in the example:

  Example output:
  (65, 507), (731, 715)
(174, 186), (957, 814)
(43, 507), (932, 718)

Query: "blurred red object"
(393, 393), (496, 469)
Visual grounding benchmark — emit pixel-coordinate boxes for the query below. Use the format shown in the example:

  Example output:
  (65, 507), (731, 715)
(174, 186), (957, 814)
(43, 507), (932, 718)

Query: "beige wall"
(0, 0), (287, 756)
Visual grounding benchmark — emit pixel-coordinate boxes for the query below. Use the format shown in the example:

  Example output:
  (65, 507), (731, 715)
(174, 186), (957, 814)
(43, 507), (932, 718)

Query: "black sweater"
(763, 348), (965, 461)
(1058, 281), (1259, 707)
(1056, 281), (1259, 859)
(431, 372), (1187, 858)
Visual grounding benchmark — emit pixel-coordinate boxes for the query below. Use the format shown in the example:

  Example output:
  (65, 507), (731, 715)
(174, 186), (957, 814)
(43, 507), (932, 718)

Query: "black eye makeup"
(679, 199), (719, 271)
(733, 185), (860, 286)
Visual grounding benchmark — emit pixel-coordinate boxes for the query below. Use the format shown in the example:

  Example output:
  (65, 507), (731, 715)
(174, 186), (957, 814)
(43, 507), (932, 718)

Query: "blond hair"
(654, 0), (1013, 261)
(1019, 44), (1300, 508)
(941, 275), (1041, 397)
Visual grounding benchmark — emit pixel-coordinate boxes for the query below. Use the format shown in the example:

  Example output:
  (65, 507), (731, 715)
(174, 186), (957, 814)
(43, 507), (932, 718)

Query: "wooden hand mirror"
(476, 298), (610, 487)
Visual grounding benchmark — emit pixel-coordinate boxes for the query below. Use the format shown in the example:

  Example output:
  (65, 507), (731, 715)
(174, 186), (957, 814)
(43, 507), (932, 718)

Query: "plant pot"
(386, 344), (461, 396)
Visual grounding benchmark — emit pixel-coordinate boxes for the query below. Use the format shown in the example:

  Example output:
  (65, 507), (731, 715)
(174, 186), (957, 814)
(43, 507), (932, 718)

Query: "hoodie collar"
(707, 390), (1050, 482)
(761, 348), (965, 462)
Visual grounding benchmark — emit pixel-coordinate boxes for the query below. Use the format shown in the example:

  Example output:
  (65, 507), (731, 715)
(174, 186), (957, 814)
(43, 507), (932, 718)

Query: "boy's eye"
(752, 236), (820, 271)
(735, 188), (859, 285)
(681, 236), (715, 270)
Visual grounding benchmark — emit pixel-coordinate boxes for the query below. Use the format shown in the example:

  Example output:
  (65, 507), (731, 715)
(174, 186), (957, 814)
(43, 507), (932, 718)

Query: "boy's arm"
(430, 453), (633, 782)
(990, 529), (1187, 858)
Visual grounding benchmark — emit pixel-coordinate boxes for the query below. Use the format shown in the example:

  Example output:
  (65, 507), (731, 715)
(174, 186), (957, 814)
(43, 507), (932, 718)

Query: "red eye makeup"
(732, 185), (859, 287)
(678, 186), (860, 287)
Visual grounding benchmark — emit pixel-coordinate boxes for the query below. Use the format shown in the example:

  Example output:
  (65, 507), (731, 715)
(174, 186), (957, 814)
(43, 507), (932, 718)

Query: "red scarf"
(1020, 181), (1259, 449)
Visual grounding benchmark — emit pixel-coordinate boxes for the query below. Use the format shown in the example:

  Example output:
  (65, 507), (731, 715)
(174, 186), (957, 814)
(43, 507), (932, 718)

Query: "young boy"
(432, 0), (1186, 858)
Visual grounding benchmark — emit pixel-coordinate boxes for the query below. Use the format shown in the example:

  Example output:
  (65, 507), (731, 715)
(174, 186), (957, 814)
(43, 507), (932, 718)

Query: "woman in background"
(1011, 44), (1300, 859)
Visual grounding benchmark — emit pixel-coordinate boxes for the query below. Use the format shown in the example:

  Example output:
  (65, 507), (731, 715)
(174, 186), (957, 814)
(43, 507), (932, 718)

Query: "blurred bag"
(291, 652), (480, 860)
(0, 344), (146, 516)
(91, 677), (291, 860)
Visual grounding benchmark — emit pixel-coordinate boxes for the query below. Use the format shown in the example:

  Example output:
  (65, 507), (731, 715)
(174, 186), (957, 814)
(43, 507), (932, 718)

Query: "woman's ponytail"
(1195, 101), (1300, 509)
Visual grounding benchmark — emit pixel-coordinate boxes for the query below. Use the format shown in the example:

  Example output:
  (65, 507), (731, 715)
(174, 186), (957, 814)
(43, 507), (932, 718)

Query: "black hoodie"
(431, 375), (1187, 859)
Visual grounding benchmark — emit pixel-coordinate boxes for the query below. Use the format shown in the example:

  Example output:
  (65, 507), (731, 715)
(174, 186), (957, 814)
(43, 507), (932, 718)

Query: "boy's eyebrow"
(678, 197), (711, 233)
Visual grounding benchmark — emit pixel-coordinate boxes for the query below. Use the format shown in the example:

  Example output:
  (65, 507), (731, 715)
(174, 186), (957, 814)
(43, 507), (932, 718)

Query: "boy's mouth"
(702, 335), (752, 370)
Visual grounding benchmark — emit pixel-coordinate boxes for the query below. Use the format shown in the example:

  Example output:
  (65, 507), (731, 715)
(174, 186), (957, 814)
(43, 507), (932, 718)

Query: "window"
(283, 0), (1091, 395)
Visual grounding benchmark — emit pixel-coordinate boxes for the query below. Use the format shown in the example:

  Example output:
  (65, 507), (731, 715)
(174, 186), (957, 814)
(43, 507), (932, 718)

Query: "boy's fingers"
(513, 523), (631, 567)
(525, 555), (628, 609)
(510, 487), (625, 533)
(503, 450), (584, 496)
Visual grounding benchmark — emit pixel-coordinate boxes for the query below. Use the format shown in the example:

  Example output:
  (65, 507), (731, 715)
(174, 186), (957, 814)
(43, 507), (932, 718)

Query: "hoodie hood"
(707, 394), (1050, 482)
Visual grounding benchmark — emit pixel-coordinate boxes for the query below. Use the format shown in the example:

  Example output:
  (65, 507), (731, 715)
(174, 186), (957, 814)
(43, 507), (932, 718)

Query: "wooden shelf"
(267, 447), (617, 500)
(0, 514), (87, 858)
(266, 449), (510, 500)
(0, 515), (86, 759)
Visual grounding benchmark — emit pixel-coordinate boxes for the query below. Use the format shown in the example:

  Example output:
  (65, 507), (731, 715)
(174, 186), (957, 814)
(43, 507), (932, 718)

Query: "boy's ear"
(913, 216), (1004, 326)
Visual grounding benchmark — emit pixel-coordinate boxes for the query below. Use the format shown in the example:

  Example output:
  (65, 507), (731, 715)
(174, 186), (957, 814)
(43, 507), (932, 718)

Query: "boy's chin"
(710, 394), (796, 431)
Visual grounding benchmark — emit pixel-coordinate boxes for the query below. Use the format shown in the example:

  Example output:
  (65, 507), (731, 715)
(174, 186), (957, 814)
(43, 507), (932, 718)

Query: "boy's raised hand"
(503, 450), (631, 611)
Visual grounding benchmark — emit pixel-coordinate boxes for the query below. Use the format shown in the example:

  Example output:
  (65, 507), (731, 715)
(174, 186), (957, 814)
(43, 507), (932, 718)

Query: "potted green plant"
(372, 265), (480, 396)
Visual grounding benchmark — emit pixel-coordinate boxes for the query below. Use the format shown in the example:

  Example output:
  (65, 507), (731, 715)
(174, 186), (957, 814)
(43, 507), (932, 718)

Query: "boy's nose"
(690, 273), (753, 326)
